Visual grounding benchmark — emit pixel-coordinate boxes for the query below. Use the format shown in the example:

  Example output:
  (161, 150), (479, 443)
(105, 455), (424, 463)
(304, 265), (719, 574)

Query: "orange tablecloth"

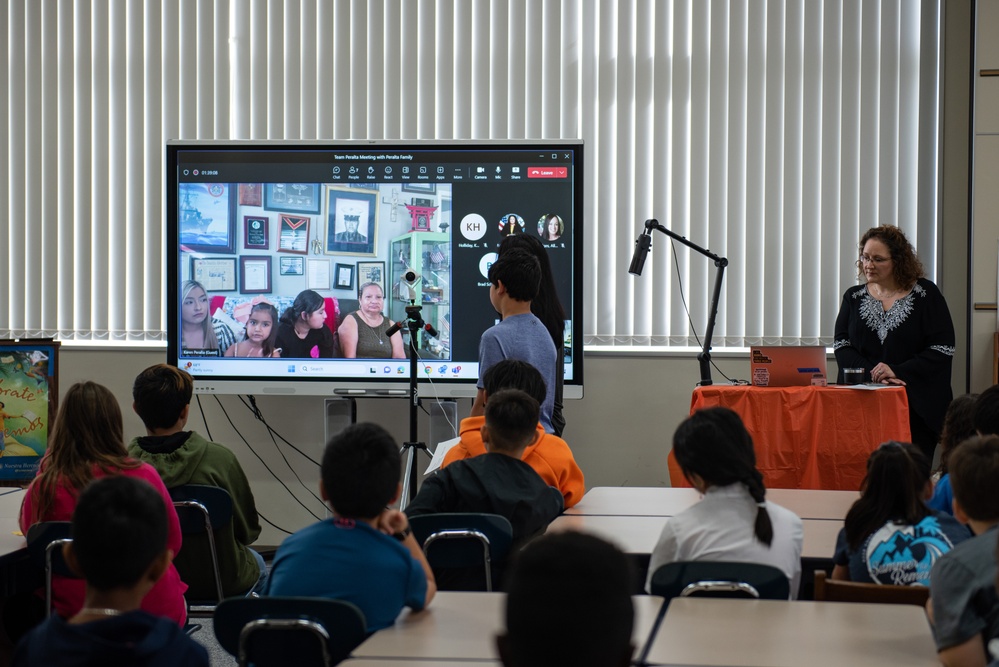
(667, 385), (911, 491)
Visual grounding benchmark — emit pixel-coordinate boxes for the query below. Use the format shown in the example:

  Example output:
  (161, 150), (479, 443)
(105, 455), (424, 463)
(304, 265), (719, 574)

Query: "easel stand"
(399, 303), (434, 509)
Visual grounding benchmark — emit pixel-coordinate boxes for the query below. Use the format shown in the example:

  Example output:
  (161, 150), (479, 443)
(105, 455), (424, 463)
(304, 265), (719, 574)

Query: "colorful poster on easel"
(0, 341), (60, 482)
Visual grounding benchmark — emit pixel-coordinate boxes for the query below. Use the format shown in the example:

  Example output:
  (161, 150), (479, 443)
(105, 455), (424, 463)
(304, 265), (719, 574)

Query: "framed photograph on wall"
(278, 215), (310, 254)
(238, 183), (263, 206)
(356, 261), (385, 297)
(0, 340), (60, 482)
(190, 256), (238, 292)
(325, 187), (377, 256)
(335, 263), (355, 290)
(243, 216), (269, 249)
(178, 183), (237, 254)
(263, 183), (322, 214)
(279, 256), (304, 275)
(239, 256), (272, 294)
(401, 182), (436, 194)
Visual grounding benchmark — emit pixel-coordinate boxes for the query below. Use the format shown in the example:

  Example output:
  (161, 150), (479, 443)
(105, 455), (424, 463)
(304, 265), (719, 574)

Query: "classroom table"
(0, 488), (30, 597)
(547, 514), (841, 560)
(352, 591), (665, 662)
(668, 385), (911, 491)
(565, 486), (858, 521)
(644, 597), (938, 666)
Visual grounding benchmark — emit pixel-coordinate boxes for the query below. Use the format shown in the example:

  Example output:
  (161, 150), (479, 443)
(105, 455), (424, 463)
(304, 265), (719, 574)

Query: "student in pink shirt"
(19, 381), (187, 626)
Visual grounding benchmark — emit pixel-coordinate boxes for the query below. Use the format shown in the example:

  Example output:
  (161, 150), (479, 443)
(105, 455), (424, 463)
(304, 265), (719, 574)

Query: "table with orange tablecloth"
(667, 385), (910, 491)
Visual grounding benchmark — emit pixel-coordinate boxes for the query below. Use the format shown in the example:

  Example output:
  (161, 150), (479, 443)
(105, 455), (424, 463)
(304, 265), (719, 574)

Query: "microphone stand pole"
(398, 302), (432, 509)
(637, 219), (728, 386)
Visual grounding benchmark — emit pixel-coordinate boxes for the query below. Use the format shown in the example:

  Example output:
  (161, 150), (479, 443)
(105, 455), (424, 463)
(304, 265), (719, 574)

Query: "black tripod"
(398, 302), (437, 508)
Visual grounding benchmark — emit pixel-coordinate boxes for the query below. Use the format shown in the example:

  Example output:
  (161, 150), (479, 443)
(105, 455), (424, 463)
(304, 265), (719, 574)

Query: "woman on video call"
(181, 280), (235, 356)
(833, 225), (955, 461)
(276, 289), (336, 359)
(338, 282), (405, 359)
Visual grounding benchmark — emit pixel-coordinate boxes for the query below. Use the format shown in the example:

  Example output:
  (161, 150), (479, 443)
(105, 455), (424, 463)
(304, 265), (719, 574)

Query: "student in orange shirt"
(442, 359), (584, 508)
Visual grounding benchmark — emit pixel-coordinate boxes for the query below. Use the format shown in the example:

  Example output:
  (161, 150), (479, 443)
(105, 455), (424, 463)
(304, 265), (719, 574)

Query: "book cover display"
(0, 341), (59, 482)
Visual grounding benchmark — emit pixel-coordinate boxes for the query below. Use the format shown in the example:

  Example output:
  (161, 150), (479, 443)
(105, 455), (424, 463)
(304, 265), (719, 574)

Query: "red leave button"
(527, 166), (568, 178)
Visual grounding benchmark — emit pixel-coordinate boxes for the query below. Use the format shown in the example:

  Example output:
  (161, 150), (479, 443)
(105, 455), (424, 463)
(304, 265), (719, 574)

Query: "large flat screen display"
(166, 140), (583, 398)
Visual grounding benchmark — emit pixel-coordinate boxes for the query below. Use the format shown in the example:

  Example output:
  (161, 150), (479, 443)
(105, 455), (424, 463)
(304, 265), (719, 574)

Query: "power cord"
(211, 395), (323, 522)
(669, 239), (736, 384)
(240, 395), (325, 507)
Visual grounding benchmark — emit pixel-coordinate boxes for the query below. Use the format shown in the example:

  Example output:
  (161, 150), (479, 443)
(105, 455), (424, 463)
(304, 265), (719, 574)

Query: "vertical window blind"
(1, 0), (940, 347)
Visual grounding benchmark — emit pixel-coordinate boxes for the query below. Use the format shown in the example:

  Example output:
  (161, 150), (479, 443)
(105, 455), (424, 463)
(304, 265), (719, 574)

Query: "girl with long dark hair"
(832, 441), (970, 585)
(646, 407), (804, 596)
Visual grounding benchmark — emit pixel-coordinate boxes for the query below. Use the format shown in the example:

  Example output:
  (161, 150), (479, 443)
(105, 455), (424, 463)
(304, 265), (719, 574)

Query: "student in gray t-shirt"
(472, 249), (557, 433)
(929, 435), (999, 667)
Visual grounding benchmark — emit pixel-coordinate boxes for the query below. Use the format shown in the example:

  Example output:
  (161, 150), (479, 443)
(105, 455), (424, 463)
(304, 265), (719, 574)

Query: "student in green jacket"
(127, 364), (266, 598)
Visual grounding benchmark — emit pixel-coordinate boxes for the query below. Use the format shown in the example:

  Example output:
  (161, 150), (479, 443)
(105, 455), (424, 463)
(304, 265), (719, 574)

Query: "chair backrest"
(813, 570), (930, 606)
(169, 484), (233, 532)
(169, 484), (234, 606)
(26, 521), (75, 618)
(214, 596), (367, 667)
(650, 561), (791, 601)
(409, 513), (514, 592)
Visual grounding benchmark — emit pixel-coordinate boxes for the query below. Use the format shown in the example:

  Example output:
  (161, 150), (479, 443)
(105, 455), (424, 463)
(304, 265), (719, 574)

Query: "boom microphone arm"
(629, 218), (728, 386)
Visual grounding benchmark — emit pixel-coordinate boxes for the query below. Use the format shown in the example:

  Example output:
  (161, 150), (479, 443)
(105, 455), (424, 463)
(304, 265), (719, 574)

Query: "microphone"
(629, 223), (654, 276)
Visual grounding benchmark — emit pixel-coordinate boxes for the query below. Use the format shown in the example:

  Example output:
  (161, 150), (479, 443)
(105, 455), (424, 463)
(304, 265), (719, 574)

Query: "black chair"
(214, 596), (367, 667)
(649, 561), (791, 601)
(168, 484), (233, 613)
(25, 521), (73, 618)
(408, 513), (513, 591)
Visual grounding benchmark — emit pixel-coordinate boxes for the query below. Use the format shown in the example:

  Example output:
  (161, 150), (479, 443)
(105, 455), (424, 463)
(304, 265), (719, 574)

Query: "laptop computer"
(750, 346), (828, 387)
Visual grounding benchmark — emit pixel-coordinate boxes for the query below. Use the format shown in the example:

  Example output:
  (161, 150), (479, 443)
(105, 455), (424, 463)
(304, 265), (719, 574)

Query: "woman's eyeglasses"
(860, 255), (890, 264)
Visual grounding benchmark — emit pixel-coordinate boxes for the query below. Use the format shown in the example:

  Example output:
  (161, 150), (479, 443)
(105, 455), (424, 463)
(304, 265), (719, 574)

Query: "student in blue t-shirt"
(929, 394), (979, 516)
(265, 423), (435, 631)
(832, 441), (970, 586)
(472, 248), (558, 433)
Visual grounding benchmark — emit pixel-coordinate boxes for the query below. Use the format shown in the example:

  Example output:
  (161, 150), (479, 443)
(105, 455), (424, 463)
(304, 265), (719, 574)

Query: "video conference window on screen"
(172, 146), (578, 385)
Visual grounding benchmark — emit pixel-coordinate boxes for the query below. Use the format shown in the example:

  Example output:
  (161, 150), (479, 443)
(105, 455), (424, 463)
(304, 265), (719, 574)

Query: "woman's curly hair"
(856, 225), (925, 288)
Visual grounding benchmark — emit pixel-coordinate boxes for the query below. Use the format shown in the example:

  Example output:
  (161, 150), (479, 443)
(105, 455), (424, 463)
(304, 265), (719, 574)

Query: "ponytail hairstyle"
(280, 289), (325, 327)
(843, 441), (931, 551)
(672, 407), (773, 546)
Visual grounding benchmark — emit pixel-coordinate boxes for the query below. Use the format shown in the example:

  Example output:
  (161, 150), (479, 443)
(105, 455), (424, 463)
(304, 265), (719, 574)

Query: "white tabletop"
(352, 591), (665, 661)
(566, 487), (857, 521)
(344, 661), (500, 666)
(645, 597), (938, 666)
(0, 489), (26, 559)
(547, 515), (840, 560)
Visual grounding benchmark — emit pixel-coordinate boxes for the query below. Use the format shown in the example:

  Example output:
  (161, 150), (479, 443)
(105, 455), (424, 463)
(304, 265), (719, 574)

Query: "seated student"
(442, 360), (585, 508)
(19, 381), (187, 626)
(646, 407), (804, 596)
(265, 423), (435, 631)
(496, 531), (635, 667)
(406, 389), (564, 548)
(128, 364), (266, 598)
(928, 435), (999, 667)
(930, 394), (980, 515)
(832, 441), (970, 585)
(13, 476), (209, 666)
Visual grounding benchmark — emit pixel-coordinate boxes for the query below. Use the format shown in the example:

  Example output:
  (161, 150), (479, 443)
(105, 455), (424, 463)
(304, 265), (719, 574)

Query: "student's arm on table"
(373, 509), (436, 607)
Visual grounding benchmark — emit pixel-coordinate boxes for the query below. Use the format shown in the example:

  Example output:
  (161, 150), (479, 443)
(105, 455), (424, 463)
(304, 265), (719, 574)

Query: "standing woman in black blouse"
(834, 225), (955, 462)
